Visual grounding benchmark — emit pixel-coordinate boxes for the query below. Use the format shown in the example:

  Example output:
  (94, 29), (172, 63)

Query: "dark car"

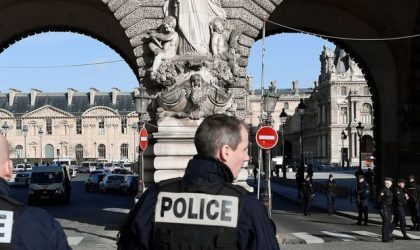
(121, 175), (139, 195)
(85, 173), (107, 192)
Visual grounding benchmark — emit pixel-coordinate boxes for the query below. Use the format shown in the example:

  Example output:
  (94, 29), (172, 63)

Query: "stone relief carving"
(142, 0), (242, 121)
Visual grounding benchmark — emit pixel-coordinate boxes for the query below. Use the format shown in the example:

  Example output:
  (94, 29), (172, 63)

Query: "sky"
(0, 32), (334, 93)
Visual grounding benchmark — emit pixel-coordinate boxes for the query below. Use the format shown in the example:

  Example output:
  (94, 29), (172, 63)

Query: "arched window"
(284, 102), (289, 110)
(75, 144), (84, 161)
(341, 86), (347, 96)
(15, 145), (23, 158)
(120, 143), (128, 160)
(98, 144), (106, 159)
(340, 107), (348, 124)
(361, 103), (372, 124)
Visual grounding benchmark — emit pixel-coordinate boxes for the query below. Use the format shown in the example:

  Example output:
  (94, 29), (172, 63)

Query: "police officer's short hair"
(194, 114), (247, 158)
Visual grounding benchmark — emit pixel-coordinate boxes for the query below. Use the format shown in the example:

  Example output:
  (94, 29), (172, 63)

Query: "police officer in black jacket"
(407, 175), (420, 231)
(301, 174), (314, 216)
(392, 179), (411, 240)
(117, 114), (279, 250)
(356, 175), (370, 225)
(0, 135), (70, 250)
(378, 177), (394, 242)
(324, 174), (336, 216)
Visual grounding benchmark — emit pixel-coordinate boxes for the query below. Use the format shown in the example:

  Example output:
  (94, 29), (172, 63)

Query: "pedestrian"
(301, 174), (314, 216)
(392, 179), (411, 239)
(296, 166), (304, 199)
(377, 177), (394, 242)
(356, 175), (370, 225)
(324, 174), (337, 216)
(253, 166), (258, 183)
(406, 175), (420, 231)
(0, 135), (70, 249)
(117, 114), (279, 249)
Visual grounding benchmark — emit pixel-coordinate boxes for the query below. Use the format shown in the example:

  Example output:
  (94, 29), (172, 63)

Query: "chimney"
(89, 88), (98, 105)
(67, 88), (77, 106)
(314, 81), (318, 88)
(247, 75), (254, 93)
(111, 87), (120, 105)
(30, 88), (42, 106)
(8, 88), (21, 106)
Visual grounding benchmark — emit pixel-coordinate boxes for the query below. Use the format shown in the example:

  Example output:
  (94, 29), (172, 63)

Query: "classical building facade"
(0, 88), (140, 164)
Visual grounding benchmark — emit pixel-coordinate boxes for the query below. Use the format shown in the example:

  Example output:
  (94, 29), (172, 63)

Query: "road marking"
(351, 231), (381, 238)
(291, 232), (325, 243)
(321, 231), (355, 241)
(67, 236), (83, 246)
(392, 230), (420, 239)
(102, 208), (130, 214)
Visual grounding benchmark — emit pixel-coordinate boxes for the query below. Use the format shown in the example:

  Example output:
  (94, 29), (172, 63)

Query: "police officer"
(378, 177), (394, 242)
(117, 114), (279, 249)
(356, 175), (370, 225)
(301, 174), (314, 216)
(0, 135), (70, 249)
(406, 175), (420, 231)
(324, 174), (336, 216)
(392, 179), (411, 239)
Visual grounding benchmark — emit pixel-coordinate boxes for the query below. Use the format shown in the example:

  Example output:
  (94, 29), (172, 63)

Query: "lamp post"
(279, 108), (288, 179)
(22, 125), (28, 163)
(38, 127), (44, 164)
(59, 141), (64, 159)
(131, 122), (138, 162)
(2, 121), (9, 138)
(134, 84), (152, 198)
(93, 141), (97, 160)
(297, 99), (306, 198)
(341, 130), (347, 170)
(356, 122), (364, 170)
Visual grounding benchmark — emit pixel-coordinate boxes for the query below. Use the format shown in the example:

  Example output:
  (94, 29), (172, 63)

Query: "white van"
(52, 158), (78, 177)
(80, 161), (98, 173)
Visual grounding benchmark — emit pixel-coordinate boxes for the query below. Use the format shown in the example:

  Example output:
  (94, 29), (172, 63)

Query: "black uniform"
(301, 179), (314, 216)
(356, 180), (370, 225)
(378, 186), (394, 242)
(324, 179), (337, 215)
(392, 186), (411, 239)
(406, 179), (420, 230)
(0, 178), (70, 249)
(365, 169), (373, 187)
(117, 156), (279, 250)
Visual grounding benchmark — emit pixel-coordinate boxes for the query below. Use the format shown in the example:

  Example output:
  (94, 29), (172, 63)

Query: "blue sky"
(0, 32), (334, 93)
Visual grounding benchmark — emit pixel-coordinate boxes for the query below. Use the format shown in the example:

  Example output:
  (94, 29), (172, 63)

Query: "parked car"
(121, 175), (139, 195)
(99, 174), (127, 193)
(13, 164), (26, 173)
(85, 173), (107, 192)
(14, 171), (31, 186)
(79, 161), (98, 173)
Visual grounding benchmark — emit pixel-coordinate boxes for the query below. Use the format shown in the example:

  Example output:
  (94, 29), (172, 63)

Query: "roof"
(253, 88), (313, 95)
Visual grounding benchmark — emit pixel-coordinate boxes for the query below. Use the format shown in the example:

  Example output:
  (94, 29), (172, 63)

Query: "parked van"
(28, 165), (71, 205)
(52, 158), (78, 177)
(79, 161), (98, 173)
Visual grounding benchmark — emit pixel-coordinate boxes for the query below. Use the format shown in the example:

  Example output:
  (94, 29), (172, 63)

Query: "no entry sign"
(256, 126), (278, 150)
(139, 127), (148, 151)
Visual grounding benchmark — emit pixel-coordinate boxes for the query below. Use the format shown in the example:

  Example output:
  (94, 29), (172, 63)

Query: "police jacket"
(324, 180), (337, 195)
(301, 180), (314, 198)
(378, 187), (393, 208)
(117, 155), (279, 250)
(0, 178), (70, 250)
(406, 180), (419, 202)
(356, 181), (370, 200)
(393, 186), (408, 208)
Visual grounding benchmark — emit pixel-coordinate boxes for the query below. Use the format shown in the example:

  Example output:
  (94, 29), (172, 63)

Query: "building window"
(98, 118), (105, 135)
(46, 118), (52, 135)
(120, 143), (128, 159)
(361, 103), (372, 124)
(341, 86), (347, 96)
(340, 107), (348, 124)
(121, 117), (127, 134)
(76, 118), (82, 135)
(15, 145), (23, 158)
(284, 102), (289, 110)
(98, 144), (106, 159)
(75, 144), (83, 161)
(15, 119), (22, 135)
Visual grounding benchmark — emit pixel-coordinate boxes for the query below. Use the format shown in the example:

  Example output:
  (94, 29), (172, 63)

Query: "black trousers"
(381, 206), (394, 241)
(327, 194), (335, 215)
(408, 201), (420, 226)
(303, 197), (312, 215)
(393, 206), (408, 236)
(357, 199), (368, 224)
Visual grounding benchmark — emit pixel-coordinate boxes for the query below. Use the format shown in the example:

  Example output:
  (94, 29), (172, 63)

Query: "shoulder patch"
(380, 192), (384, 196)
(0, 210), (14, 243)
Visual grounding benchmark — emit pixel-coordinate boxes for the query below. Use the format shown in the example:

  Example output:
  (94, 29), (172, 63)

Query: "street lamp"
(38, 127), (44, 164)
(93, 141), (97, 160)
(22, 125), (28, 163)
(356, 122), (364, 170)
(2, 121), (9, 138)
(280, 108), (288, 179)
(263, 84), (279, 126)
(341, 130), (347, 169)
(134, 85), (152, 197)
(131, 122), (138, 162)
(297, 99), (306, 198)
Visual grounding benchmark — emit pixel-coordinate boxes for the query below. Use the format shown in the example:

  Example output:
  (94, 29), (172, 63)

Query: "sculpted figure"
(148, 16), (179, 78)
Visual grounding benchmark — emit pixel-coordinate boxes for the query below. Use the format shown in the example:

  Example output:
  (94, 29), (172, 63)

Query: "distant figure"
(253, 166), (258, 183)
(301, 174), (314, 216)
(354, 168), (364, 179)
(392, 179), (411, 239)
(307, 164), (314, 184)
(296, 167), (305, 198)
(356, 175), (370, 225)
(0, 135), (70, 249)
(324, 174), (337, 216)
(407, 175), (420, 231)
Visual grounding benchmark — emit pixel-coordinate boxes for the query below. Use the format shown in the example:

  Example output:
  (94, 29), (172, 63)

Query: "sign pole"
(267, 149), (272, 217)
(257, 147), (262, 199)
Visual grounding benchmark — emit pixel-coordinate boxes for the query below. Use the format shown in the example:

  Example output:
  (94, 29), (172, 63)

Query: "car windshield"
(31, 172), (63, 184)
(108, 175), (125, 182)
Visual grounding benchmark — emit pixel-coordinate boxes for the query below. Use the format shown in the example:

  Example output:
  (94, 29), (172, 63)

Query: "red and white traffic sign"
(256, 126), (278, 150)
(139, 127), (148, 151)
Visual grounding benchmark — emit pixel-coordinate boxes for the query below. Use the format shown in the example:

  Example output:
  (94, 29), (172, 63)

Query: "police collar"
(184, 155), (234, 184)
